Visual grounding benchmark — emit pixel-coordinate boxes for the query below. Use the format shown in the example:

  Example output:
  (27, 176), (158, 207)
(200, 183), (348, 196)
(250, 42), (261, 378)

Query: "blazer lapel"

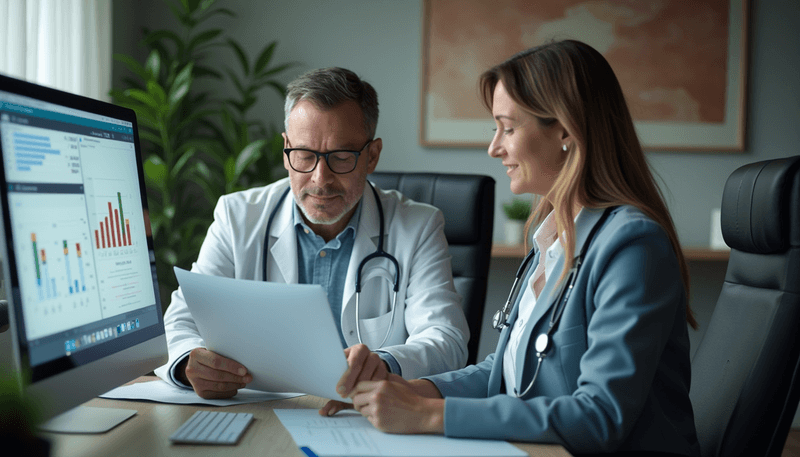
(488, 269), (526, 395)
(513, 207), (609, 389)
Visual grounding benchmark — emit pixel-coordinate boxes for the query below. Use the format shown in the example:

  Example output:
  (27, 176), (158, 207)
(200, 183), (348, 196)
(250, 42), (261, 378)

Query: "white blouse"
(503, 209), (579, 396)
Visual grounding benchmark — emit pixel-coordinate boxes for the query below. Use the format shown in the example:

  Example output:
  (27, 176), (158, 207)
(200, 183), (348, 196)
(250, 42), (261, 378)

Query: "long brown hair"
(480, 40), (697, 329)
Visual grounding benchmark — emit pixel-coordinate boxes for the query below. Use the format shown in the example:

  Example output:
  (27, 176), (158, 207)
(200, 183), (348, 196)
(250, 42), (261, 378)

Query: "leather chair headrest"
(721, 155), (800, 254)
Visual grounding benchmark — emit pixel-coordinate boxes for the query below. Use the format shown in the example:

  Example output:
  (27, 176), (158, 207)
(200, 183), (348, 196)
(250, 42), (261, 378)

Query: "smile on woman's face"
(487, 81), (566, 197)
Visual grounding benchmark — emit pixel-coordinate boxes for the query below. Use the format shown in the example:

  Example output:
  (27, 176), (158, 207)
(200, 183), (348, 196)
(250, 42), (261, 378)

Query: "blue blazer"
(424, 206), (700, 456)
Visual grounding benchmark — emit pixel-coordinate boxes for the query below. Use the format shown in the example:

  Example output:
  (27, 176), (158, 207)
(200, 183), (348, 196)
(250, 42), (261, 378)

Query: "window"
(0, 0), (112, 101)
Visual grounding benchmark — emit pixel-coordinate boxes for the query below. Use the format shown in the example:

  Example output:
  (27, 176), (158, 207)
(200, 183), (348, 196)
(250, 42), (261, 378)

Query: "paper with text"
(274, 409), (527, 457)
(174, 267), (349, 401)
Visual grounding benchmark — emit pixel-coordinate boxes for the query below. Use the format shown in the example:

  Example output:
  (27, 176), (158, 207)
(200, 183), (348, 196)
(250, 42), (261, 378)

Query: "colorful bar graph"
(95, 194), (133, 250)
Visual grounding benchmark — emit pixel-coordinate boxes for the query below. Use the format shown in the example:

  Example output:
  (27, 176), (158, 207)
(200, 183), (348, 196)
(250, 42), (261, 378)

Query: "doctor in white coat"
(154, 67), (469, 404)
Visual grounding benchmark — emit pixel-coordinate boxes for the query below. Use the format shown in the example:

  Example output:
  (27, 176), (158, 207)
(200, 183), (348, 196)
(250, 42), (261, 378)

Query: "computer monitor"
(0, 74), (167, 433)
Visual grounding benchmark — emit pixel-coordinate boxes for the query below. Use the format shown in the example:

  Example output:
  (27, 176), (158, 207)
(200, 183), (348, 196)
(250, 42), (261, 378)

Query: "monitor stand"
(38, 406), (137, 434)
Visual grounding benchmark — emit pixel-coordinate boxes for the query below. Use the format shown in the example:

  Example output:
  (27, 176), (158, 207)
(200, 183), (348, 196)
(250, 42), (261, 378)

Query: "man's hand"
(318, 344), (389, 416)
(177, 347), (252, 399)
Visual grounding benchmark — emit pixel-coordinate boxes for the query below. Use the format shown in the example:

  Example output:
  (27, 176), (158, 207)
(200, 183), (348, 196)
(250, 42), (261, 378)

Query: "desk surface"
(42, 377), (572, 457)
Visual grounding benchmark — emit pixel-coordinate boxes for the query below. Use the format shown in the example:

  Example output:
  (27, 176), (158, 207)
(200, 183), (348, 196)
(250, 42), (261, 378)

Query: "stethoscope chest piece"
(535, 333), (551, 356)
(492, 309), (509, 331)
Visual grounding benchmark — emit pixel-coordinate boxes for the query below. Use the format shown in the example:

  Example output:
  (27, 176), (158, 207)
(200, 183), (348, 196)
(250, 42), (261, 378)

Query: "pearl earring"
(562, 144), (568, 152)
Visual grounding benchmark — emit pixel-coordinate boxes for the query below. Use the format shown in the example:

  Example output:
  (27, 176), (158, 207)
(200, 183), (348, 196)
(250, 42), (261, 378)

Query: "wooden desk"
(43, 376), (572, 457)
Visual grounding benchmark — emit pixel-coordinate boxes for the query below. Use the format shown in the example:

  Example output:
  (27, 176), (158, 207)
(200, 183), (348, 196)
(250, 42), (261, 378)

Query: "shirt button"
(304, 228), (309, 234)
(319, 251), (326, 257)
(349, 331), (354, 335)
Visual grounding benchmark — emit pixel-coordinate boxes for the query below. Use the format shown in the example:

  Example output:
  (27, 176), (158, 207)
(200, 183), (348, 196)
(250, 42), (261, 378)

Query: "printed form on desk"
(274, 409), (527, 457)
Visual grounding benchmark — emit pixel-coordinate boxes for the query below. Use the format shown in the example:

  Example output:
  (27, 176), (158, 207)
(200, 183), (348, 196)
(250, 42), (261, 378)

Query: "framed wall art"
(420, 0), (749, 151)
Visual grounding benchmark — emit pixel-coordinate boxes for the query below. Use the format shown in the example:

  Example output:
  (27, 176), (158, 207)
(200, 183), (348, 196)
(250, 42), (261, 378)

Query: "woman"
(327, 40), (700, 456)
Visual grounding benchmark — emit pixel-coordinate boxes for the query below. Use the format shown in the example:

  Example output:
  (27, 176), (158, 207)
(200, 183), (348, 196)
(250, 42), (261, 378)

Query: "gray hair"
(284, 67), (379, 139)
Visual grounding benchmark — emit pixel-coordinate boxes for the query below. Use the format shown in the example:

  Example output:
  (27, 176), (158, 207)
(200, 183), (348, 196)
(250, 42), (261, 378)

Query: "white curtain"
(0, 0), (112, 101)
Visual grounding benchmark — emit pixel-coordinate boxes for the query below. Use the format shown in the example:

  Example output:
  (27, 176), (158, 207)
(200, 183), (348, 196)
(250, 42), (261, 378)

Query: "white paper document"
(174, 267), (349, 401)
(100, 379), (302, 406)
(274, 409), (528, 457)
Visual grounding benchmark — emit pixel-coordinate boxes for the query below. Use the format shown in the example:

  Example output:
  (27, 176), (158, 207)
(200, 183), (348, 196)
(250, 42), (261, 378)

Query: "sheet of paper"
(100, 379), (302, 406)
(274, 409), (528, 457)
(174, 267), (350, 401)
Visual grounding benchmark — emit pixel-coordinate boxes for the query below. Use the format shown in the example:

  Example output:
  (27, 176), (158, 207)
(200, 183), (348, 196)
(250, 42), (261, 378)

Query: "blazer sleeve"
(154, 195), (238, 387)
(423, 353), (496, 398)
(436, 217), (687, 454)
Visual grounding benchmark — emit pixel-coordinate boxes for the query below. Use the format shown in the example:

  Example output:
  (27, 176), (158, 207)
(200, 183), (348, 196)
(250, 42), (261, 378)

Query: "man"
(154, 67), (469, 406)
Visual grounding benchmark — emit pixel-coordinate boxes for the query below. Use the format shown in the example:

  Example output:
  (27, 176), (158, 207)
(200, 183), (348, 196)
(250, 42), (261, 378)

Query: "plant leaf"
(143, 155), (168, 191)
(125, 88), (159, 109)
(259, 61), (297, 78)
(187, 29), (223, 53)
(227, 39), (249, 76)
(146, 80), (167, 105)
(253, 42), (276, 75)
(234, 140), (266, 178)
(142, 30), (184, 58)
(144, 50), (161, 80)
(113, 53), (149, 81)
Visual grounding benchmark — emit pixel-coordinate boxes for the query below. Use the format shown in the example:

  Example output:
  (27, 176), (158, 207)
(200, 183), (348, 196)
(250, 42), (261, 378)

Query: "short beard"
(297, 191), (360, 226)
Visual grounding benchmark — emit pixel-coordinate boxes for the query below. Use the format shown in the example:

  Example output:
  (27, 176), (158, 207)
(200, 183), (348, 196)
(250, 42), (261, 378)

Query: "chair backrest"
(368, 172), (495, 366)
(690, 155), (800, 457)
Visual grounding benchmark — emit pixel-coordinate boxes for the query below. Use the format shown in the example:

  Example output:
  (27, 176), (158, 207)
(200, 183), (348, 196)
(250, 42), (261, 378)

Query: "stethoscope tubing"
(262, 182), (400, 349)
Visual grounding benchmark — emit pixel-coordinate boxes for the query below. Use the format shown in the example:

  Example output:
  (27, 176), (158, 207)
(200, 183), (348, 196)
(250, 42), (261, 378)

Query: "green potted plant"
(111, 0), (295, 305)
(502, 198), (532, 245)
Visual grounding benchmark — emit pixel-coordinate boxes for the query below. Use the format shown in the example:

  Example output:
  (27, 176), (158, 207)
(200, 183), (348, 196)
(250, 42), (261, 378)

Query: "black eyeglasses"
(283, 139), (372, 174)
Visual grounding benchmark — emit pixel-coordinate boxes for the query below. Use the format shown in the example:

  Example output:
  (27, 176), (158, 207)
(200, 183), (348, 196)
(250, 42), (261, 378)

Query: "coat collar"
(268, 184), (298, 283)
(267, 181), (381, 301)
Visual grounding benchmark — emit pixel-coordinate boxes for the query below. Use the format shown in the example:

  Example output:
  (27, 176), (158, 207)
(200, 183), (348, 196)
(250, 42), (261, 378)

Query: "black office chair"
(368, 172), (495, 366)
(689, 155), (800, 457)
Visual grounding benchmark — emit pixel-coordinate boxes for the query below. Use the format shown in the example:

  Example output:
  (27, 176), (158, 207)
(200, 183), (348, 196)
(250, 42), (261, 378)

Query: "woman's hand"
(350, 375), (445, 434)
(319, 344), (391, 417)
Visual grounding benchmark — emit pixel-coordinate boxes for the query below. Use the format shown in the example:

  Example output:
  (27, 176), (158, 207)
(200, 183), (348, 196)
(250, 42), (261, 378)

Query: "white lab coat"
(155, 177), (469, 385)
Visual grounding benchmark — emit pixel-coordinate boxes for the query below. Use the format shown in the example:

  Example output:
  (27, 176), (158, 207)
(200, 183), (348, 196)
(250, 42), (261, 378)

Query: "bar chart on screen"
(9, 192), (101, 340)
(83, 177), (154, 317)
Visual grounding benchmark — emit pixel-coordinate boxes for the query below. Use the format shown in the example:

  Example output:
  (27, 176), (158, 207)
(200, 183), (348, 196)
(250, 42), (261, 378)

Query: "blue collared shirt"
(293, 201), (401, 375)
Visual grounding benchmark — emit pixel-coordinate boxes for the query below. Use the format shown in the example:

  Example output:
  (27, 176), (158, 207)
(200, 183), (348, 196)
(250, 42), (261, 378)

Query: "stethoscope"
(262, 182), (400, 348)
(492, 207), (612, 398)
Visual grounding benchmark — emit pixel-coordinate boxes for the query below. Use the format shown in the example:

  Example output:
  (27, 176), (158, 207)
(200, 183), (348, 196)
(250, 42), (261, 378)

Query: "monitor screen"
(0, 74), (166, 429)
